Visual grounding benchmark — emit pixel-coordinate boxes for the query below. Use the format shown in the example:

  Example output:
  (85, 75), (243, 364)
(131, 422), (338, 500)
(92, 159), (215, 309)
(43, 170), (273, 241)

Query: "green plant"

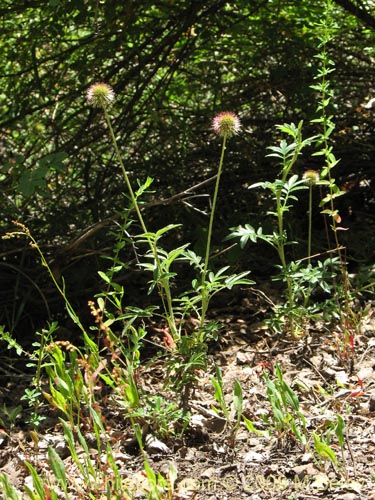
(114, 368), (189, 439)
(310, 0), (356, 365)
(0, 405), (169, 499)
(141, 460), (178, 500)
(60, 409), (127, 498)
(312, 431), (338, 470)
(244, 368), (315, 443)
(211, 365), (243, 446)
(0, 322), (60, 427)
(243, 364), (347, 473)
(133, 424), (178, 500)
(3, 223), (98, 360)
(262, 363), (308, 446)
(228, 121), (318, 336)
(87, 83), (179, 342)
(243, 365), (308, 446)
(26, 323), (62, 427)
(311, 415), (346, 474)
(303, 169), (320, 262)
(200, 112), (242, 328)
(42, 342), (88, 428)
(0, 473), (21, 500)
(334, 414), (346, 467)
(0, 403), (22, 432)
(264, 256), (339, 334)
(227, 2), (358, 343)
(86, 87), (252, 409)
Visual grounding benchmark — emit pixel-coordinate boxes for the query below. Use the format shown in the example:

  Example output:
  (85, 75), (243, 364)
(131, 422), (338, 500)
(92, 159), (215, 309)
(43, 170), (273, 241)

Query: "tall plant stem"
(200, 133), (227, 327)
(307, 185), (313, 263)
(312, 1), (351, 336)
(275, 192), (295, 337)
(103, 110), (178, 340)
(104, 109), (148, 235)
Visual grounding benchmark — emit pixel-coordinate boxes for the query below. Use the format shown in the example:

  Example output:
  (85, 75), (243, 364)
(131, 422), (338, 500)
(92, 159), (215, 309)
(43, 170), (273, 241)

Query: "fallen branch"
(62, 175), (217, 254)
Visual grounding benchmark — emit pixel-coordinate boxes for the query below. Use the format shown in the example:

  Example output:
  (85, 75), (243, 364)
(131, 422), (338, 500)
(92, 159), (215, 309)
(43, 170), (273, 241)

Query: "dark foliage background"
(1, 0), (374, 336)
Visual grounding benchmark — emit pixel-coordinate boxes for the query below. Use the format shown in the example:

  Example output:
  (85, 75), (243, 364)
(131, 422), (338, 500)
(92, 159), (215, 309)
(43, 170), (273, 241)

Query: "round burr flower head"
(86, 82), (115, 109)
(212, 111), (241, 138)
(303, 169), (320, 186)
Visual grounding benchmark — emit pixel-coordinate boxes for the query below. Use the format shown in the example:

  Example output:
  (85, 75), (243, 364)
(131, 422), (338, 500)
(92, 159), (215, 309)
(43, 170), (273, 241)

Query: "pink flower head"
(86, 82), (115, 109)
(212, 111), (241, 138)
(303, 169), (320, 186)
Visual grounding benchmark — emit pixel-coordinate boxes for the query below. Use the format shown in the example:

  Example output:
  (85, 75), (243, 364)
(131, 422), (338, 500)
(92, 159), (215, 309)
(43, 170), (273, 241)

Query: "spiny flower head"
(303, 169), (320, 186)
(86, 82), (115, 109)
(212, 111), (241, 138)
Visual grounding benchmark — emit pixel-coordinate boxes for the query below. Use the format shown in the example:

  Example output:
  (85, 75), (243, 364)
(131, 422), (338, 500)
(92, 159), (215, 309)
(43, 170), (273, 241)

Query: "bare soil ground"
(1, 293), (375, 500)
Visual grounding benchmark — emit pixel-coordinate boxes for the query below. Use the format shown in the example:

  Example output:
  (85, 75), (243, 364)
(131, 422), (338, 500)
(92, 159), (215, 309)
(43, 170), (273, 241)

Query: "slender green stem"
(9, 223), (99, 360)
(202, 133), (227, 281)
(30, 235), (87, 336)
(276, 192), (286, 269)
(103, 109), (178, 339)
(104, 109), (148, 234)
(307, 185), (313, 263)
(200, 133), (227, 327)
(314, 2), (351, 336)
(276, 191), (295, 336)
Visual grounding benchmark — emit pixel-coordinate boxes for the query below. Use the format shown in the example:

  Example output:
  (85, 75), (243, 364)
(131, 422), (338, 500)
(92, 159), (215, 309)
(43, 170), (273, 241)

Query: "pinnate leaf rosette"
(86, 82), (115, 109)
(212, 111), (241, 138)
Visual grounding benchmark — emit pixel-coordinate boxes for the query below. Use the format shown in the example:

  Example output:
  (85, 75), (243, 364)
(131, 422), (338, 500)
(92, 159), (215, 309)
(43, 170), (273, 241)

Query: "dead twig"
(62, 175), (217, 254)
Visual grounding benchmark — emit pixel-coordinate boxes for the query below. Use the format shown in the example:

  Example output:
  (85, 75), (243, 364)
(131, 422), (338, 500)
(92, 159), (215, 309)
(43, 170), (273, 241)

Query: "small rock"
(243, 450), (266, 463)
(145, 434), (171, 454)
(236, 351), (255, 365)
(200, 467), (216, 479)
